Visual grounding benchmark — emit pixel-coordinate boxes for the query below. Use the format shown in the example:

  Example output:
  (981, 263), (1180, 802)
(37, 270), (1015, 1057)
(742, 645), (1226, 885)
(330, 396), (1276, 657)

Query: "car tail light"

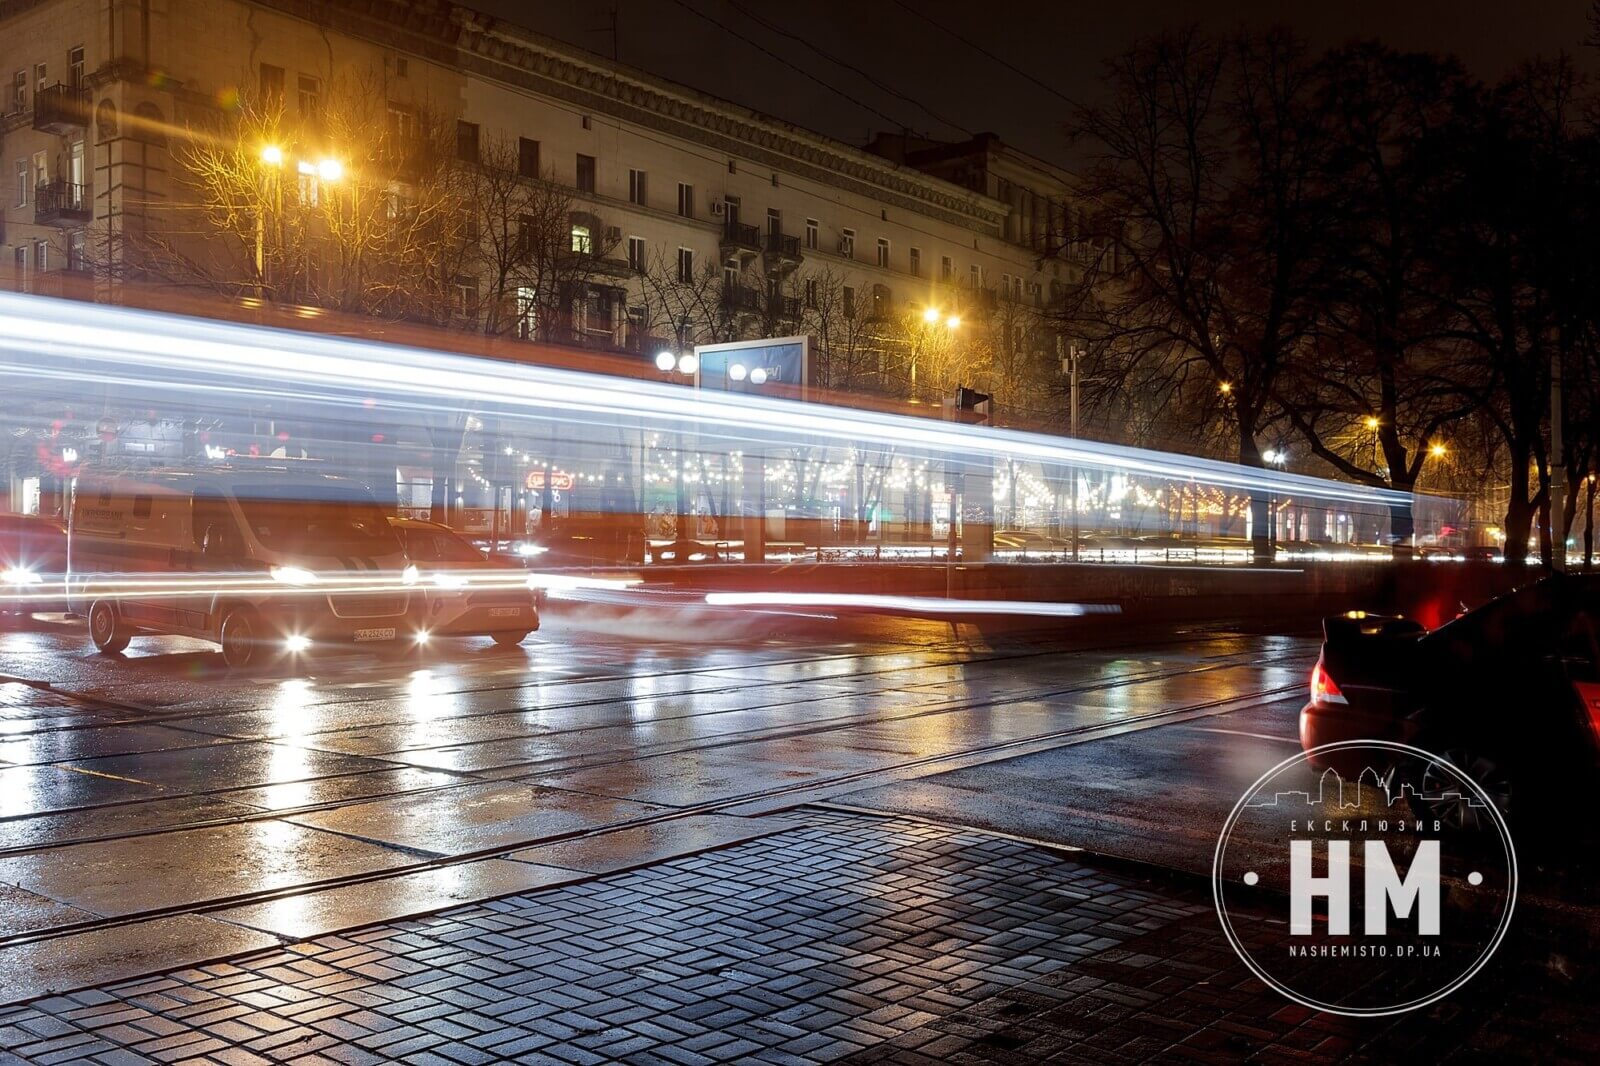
(1576, 681), (1600, 741)
(1311, 659), (1348, 705)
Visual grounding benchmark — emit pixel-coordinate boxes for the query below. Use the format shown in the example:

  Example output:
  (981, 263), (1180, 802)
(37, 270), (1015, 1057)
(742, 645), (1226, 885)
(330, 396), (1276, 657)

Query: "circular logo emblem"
(1213, 740), (1517, 1017)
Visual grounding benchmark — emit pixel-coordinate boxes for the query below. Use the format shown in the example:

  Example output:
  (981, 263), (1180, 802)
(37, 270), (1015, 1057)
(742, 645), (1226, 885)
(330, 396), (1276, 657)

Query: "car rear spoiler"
(1322, 612), (1427, 644)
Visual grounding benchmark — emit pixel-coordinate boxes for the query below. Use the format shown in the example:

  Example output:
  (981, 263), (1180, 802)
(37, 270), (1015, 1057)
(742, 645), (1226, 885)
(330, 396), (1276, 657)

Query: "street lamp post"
(1059, 339), (1081, 562)
(256, 145), (284, 297)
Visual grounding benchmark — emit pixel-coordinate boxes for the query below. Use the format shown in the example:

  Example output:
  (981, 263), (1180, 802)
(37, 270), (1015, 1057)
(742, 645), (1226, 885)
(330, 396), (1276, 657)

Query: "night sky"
(475, 0), (1597, 169)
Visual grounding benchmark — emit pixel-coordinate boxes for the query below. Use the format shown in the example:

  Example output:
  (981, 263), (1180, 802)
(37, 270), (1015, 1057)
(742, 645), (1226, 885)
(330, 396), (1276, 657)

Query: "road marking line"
(1185, 726), (1299, 744)
(61, 765), (156, 785)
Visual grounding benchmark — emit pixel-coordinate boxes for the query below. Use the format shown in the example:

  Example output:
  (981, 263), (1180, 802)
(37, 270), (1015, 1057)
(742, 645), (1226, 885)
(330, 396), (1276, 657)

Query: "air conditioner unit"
(710, 200), (727, 218)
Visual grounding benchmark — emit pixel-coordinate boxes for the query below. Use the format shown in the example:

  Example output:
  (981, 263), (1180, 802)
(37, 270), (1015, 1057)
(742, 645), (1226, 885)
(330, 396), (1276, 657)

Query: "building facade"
(0, 0), (1082, 385)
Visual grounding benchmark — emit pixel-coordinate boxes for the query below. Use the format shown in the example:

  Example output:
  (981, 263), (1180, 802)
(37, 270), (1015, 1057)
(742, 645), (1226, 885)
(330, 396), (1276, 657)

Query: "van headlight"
(2, 567), (41, 586)
(270, 565), (321, 586)
(402, 564), (420, 585)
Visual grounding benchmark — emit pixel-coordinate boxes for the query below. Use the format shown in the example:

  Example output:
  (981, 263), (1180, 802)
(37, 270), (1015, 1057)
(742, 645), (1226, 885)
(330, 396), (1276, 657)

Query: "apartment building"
(0, 0), (1079, 365)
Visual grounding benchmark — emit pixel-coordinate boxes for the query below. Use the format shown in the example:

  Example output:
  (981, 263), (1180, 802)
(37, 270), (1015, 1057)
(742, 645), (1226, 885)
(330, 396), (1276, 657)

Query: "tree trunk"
(1239, 431), (1271, 564)
(1502, 445), (1533, 568)
(1388, 472), (1417, 562)
(1585, 475), (1595, 572)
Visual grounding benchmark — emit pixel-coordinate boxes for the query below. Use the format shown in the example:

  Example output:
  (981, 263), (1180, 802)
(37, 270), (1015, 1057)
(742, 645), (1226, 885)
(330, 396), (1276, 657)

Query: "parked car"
(1300, 574), (1600, 827)
(0, 513), (67, 616)
(389, 518), (539, 647)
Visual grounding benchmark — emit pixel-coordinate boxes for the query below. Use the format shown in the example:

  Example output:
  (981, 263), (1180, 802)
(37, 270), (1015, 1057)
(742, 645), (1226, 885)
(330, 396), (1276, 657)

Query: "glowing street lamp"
(1364, 416), (1380, 430)
(1429, 442), (1447, 459)
(1219, 381), (1233, 396)
(260, 144), (284, 166)
(654, 350), (676, 372)
(317, 158), (343, 182)
(922, 306), (942, 324)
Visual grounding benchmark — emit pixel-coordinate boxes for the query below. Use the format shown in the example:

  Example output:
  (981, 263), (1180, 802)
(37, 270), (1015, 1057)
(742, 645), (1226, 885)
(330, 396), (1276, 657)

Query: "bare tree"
(802, 266), (880, 392)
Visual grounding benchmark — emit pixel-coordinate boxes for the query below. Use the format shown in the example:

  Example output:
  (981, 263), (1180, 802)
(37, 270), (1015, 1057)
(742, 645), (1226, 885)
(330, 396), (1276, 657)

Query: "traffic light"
(945, 386), (992, 425)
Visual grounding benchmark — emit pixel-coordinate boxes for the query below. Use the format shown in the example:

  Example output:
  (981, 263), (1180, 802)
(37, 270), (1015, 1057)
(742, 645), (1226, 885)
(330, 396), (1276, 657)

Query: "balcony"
(769, 294), (802, 321)
(763, 230), (802, 270)
(32, 267), (96, 301)
(33, 83), (91, 133)
(720, 220), (760, 258)
(35, 180), (91, 224)
(722, 285), (764, 314)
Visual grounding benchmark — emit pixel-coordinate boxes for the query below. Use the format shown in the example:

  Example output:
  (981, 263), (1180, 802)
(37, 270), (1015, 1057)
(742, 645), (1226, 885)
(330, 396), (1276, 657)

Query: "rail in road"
(0, 627), (1312, 960)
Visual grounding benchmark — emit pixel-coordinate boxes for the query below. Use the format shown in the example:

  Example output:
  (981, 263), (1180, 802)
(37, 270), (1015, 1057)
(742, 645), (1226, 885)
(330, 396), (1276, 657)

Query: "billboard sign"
(694, 335), (810, 399)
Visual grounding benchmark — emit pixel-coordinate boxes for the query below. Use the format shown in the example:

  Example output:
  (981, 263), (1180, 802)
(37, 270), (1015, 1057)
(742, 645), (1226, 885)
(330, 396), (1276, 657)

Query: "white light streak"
(703, 592), (1121, 617)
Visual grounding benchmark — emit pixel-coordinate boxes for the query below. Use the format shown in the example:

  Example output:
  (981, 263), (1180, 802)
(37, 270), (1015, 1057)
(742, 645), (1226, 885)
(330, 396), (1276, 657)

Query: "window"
(515, 286), (536, 339)
(970, 264), (981, 288)
(455, 120), (479, 162)
(391, 55), (409, 78)
(843, 286), (856, 317)
(628, 168), (647, 205)
(941, 255), (953, 282)
(15, 160), (28, 205)
(627, 236), (647, 272)
(570, 225), (592, 254)
(576, 154), (595, 193)
(297, 165), (319, 207)
(677, 247), (695, 283)
(1000, 273), (1011, 298)
(580, 114), (591, 130)
(68, 229), (86, 271)
(32, 239), (46, 273)
(297, 74), (320, 117)
(453, 276), (479, 321)
(805, 218), (818, 250)
(804, 278), (817, 308)
(766, 208), (781, 236)
(32, 151), (46, 192)
(33, 64), (46, 95)
(518, 137), (540, 179)
(386, 104), (417, 148)
(259, 63), (284, 102)
(909, 247), (921, 277)
(677, 182), (694, 218)
(723, 257), (739, 289)
(14, 246), (29, 292)
(68, 47), (84, 89)
(876, 238), (890, 268)
(840, 228), (855, 258)
(727, 159), (736, 174)
(12, 70), (25, 111)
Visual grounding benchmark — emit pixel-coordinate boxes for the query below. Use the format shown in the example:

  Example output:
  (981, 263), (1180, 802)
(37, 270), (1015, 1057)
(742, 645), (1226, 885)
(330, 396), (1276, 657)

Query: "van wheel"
(219, 607), (264, 670)
(492, 630), (530, 647)
(88, 601), (130, 654)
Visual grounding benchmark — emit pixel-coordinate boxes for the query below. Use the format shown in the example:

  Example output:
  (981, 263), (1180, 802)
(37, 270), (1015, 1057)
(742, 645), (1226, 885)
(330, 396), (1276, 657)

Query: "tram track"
(0, 635), (1306, 841)
(0, 661), (1306, 953)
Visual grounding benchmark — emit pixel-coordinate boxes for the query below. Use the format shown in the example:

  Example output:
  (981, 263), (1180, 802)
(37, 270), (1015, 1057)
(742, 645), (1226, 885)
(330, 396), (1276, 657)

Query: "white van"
(68, 464), (416, 668)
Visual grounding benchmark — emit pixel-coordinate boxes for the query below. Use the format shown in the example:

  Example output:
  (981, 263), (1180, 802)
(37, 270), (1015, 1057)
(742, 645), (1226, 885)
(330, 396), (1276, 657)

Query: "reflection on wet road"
(0, 613), (1314, 1001)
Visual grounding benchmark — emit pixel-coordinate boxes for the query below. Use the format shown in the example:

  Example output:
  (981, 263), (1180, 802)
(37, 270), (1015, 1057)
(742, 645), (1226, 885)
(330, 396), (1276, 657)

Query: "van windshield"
(230, 481), (401, 557)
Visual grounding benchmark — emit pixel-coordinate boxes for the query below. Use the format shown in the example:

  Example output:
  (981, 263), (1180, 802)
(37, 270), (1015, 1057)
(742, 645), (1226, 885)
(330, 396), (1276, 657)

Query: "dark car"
(0, 512), (67, 616)
(390, 518), (540, 647)
(1300, 574), (1600, 827)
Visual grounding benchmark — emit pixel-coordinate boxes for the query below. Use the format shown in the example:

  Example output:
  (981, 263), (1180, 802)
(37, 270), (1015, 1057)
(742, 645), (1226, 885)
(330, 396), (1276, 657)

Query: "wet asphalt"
(0, 605), (1316, 1002)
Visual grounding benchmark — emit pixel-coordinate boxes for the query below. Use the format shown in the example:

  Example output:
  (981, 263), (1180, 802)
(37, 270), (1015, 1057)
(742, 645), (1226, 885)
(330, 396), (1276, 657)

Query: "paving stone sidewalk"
(0, 811), (1593, 1064)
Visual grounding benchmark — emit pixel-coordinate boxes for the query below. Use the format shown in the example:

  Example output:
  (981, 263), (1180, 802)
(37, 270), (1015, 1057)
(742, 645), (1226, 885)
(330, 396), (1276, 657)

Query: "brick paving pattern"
(0, 811), (1593, 1064)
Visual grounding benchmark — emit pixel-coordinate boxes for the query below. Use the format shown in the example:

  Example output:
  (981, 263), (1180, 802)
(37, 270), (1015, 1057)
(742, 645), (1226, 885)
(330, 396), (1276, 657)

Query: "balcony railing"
(720, 221), (760, 251)
(722, 285), (764, 313)
(763, 231), (801, 260)
(35, 180), (91, 224)
(33, 83), (91, 133)
(769, 294), (802, 320)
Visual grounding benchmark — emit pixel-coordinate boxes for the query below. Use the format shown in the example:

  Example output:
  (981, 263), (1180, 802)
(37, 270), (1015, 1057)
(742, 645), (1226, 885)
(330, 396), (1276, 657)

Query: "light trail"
(0, 569), (637, 603)
(704, 592), (1122, 617)
(0, 293), (1412, 507)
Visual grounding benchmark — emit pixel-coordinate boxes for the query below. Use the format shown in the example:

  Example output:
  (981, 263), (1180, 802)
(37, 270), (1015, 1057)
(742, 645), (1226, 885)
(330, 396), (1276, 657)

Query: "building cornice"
(252, 0), (1009, 236)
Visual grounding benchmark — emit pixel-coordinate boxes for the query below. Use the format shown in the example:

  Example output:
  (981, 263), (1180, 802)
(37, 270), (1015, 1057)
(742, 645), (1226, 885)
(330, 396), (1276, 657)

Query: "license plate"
(488, 607), (522, 618)
(353, 627), (397, 642)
